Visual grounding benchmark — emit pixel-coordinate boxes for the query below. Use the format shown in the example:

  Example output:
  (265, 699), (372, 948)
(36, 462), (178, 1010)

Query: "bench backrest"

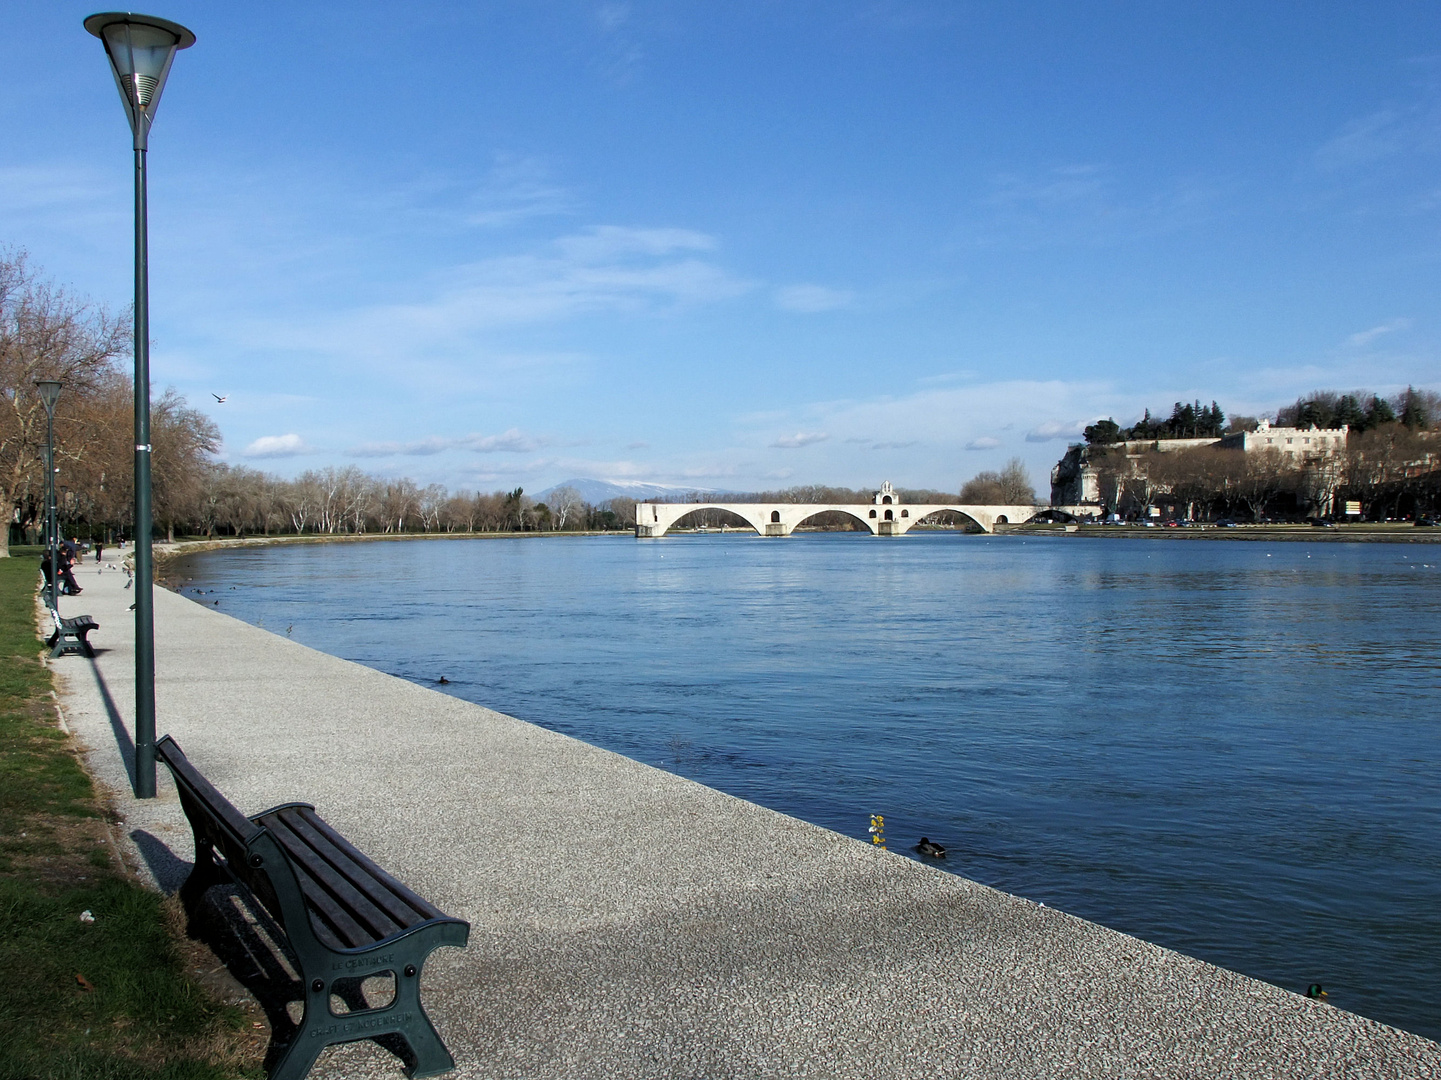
(155, 735), (295, 920)
(157, 735), (454, 952)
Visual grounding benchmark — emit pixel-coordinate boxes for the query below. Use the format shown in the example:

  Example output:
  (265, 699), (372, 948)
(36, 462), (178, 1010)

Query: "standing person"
(94, 539), (104, 564)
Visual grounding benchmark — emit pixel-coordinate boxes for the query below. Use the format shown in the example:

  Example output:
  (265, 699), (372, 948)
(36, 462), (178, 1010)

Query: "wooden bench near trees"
(156, 736), (469, 1080)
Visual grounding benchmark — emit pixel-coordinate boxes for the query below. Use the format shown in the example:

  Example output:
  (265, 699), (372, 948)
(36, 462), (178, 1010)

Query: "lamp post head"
(84, 12), (196, 150)
(34, 380), (62, 414)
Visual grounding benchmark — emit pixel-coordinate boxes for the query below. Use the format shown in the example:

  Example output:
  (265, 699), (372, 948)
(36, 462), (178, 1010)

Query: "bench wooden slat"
(286, 807), (443, 917)
(279, 806), (443, 926)
(263, 811), (406, 948)
(292, 806), (447, 922)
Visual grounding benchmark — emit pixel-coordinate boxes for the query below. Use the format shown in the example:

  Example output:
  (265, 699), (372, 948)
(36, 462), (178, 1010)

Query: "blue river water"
(167, 533), (1441, 1041)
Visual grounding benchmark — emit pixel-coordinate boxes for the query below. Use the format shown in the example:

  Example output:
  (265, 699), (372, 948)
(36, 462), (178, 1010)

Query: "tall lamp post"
(85, 12), (196, 799)
(35, 381), (62, 612)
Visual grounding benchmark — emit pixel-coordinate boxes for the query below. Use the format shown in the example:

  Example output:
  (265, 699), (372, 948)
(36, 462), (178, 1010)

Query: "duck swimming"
(1305, 984), (1328, 1000)
(916, 837), (946, 859)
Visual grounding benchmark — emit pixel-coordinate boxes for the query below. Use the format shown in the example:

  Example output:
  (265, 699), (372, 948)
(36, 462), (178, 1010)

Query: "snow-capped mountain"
(533, 478), (721, 505)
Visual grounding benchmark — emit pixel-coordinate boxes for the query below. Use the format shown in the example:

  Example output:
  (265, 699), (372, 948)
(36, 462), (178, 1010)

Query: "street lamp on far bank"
(85, 11), (196, 800)
(35, 381), (62, 612)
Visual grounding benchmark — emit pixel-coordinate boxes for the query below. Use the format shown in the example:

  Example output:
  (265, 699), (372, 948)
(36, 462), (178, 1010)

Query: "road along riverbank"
(48, 557), (1441, 1078)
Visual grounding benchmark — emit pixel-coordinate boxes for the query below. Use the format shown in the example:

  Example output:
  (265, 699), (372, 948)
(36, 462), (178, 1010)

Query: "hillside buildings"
(1050, 422), (1350, 513)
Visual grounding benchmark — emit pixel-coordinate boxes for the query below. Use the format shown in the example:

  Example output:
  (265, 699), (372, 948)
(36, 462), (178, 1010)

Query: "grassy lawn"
(0, 554), (260, 1079)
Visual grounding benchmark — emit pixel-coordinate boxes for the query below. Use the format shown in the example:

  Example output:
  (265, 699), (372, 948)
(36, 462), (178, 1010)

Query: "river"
(168, 532), (1441, 1041)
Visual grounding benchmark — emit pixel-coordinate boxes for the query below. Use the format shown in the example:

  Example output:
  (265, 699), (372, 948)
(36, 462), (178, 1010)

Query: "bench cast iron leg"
(392, 970), (457, 1079)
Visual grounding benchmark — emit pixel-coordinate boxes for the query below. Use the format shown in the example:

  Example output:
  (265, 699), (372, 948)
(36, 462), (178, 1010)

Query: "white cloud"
(555, 225), (715, 262)
(1025, 419), (1089, 443)
(773, 284), (855, 313)
(463, 156), (573, 228)
(1347, 318), (1412, 348)
(243, 434), (311, 458)
(770, 432), (830, 448)
(966, 436), (1001, 450)
(1315, 110), (1408, 172)
(256, 227), (751, 368)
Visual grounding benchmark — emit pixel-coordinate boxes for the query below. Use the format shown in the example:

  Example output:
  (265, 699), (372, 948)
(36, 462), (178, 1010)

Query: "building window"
(770, 510), (781, 523)
(869, 509), (877, 518)
(884, 509), (893, 520)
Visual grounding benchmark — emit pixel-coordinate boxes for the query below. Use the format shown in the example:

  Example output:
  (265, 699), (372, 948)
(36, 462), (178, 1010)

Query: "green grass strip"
(0, 556), (258, 1079)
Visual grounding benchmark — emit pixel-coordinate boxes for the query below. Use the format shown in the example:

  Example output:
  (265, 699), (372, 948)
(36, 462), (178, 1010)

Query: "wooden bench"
(46, 611), (98, 658)
(156, 735), (470, 1080)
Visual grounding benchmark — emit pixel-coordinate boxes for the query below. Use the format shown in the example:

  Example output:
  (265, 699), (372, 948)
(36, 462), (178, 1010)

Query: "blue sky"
(8, 2), (1440, 496)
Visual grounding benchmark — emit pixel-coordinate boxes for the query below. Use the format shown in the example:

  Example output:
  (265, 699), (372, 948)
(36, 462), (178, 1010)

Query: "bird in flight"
(212, 393), (228, 403)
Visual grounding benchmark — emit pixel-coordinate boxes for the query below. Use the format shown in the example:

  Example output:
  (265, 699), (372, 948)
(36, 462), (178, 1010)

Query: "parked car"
(1416, 517), (1437, 527)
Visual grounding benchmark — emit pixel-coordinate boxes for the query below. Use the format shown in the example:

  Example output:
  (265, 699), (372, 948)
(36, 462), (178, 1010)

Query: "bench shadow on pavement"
(131, 834), (413, 1075)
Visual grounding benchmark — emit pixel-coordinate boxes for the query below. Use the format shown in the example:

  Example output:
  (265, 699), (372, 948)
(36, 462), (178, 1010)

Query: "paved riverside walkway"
(45, 556), (1441, 1079)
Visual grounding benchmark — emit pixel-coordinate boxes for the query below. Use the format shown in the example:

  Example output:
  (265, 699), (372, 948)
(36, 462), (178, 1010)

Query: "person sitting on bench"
(57, 541), (81, 596)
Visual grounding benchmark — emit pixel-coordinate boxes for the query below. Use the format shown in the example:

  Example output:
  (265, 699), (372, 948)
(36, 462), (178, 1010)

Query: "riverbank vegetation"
(1069, 392), (1441, 522)
(0, 554), (259, 1078)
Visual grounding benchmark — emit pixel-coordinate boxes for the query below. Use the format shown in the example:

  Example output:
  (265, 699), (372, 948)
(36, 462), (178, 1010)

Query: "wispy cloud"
(976, 163), (1220, 248)
(463, 156), (574, 228)
(349, 428), (544, 457)
(1346, 318), (1412, 348)
(1025, 419), (1089, 443)
(1316, 110), (1412, 172)
(966, 436), (1001, 450)
(593, 2), (644, 84)
(258, 226), (752, 368)
(773, 284), (855, 313)
(770, 432), (830, 448)
(244, 434), (311, 458)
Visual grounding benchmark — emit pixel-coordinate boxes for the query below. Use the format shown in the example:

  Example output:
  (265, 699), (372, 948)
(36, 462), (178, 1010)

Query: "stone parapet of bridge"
(634, 502), (1057, 538)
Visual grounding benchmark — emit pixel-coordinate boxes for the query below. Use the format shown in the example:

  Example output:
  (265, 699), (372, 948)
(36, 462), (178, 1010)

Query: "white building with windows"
(1218, 418), (1348, 461)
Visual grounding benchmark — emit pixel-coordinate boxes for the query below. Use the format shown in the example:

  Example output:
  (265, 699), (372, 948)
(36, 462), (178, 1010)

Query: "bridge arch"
(793, 508), (877, 534)
(907, 507), (988, 533)
(666, 506), (760, 533)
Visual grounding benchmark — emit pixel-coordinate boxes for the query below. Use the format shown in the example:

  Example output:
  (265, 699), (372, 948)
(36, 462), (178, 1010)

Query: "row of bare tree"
(179, 468), (631, 539)
(0, 251), (222, 557)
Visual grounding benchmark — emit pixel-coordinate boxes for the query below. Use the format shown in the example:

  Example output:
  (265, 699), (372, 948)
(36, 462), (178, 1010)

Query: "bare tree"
(547, 485), (584, 530)
(0, 251), (130, 555)
(960, 458), (1037, 504)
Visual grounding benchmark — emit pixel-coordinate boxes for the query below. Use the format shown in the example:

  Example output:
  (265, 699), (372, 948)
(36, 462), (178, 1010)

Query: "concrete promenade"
(46, 556), (1441, 1079)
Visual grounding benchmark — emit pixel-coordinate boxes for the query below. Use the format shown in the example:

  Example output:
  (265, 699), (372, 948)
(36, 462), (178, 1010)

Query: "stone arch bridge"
(635, 501), (1063, 537)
